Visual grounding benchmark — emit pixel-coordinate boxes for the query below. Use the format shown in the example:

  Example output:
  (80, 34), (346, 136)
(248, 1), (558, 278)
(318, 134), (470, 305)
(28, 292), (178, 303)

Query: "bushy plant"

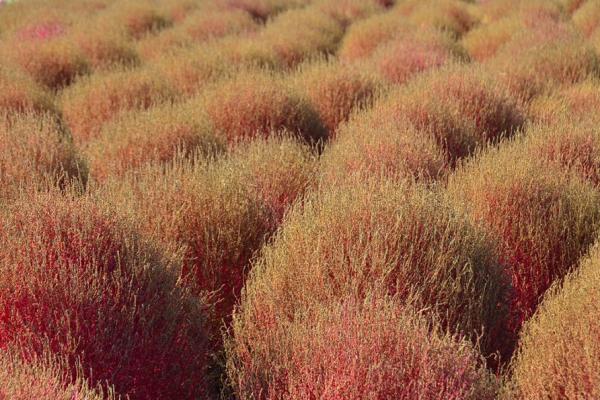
(200, 68), (327, 144)
(508, 241), (600, 399)
(99, 157), (274, 322)
(288, 59), (382, 134)
(61, 67), (176, 143)
(446, 145), (600, 345)
(252, 7), (345, 68)
(488, 39), (600, 101)
(230, 179), (510, 360)
(0, 113), (84, 202)
(528, 79), (600, 123)
(367, 64), (525, 163)
(0, 352), (117, 400)
(83, 101), (224, 182)
(0, 192), (215, 399)
(227, 297), (498, 400)
(370, 28), (467, 85)
(337, 11), (412, 61)
(0, 66), (56, 115)
(320, 117), (448, 185)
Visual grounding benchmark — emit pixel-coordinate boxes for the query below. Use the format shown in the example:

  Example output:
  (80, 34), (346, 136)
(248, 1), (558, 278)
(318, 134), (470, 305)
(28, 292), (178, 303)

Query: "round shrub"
(337, 11), (412, 61)
(147, 44), (234, 95)
(520, 117), (600, 187)
(461, 17), (522, 61)
(226, 134), (317, 224)
(96, 0), (172, 40)
(527, 79), (600, 123)
(232, 179), (510, 357)
(370, 28), (467, 85)
(254, 7), (345, 68)
(319, 114), (449, 185)
(488, 39), (600, 101)
(61, 67), (176, 144)
(227, 297), (498, 400)
(181, 8), (258, 42)
(201, 69), (327, 144)
(401, 0), (478, 38)
(313, 0), (385, 26)
(446, 146), (600, 341)
(289, 59), (382, 135)
(0, 35), (89, 90)
(369, 64), (525, 163)
(100, 158), (274, 322)
(83, 101), (225, 182)
(0, 352), (115, 400)
(69, 24), (139, 70)
(0, 192), (214, 400)
(508, 242), (600, 399)
(0, 113), (84, 202)
(573, 0), (600, 36)
(0, 66), (56, 115)
(224, 0), (310, 20)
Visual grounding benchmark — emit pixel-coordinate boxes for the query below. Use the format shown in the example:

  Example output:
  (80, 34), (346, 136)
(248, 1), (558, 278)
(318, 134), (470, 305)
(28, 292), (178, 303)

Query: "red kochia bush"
(101, 158), (274, 323)
(289, 59), (382, 135)
(370, 28), (467, 85)
(201, 69), (327, 145)
(230, 179), (509, 362)
(0, 113), (84, 202)
(0, 193), (214, 400)
(0, 352), (115, 400)
(370, 64), (525, 163)
(227, 297), (497, 400)
(520, 117), (600, 188)
(0, 66), (56, 116)
(446, 147), (600, 343)
(508, 241), (600, 399)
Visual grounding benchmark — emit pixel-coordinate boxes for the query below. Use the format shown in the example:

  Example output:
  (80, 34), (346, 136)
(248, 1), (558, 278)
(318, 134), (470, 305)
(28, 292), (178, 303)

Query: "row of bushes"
(3, 0), (600, 398)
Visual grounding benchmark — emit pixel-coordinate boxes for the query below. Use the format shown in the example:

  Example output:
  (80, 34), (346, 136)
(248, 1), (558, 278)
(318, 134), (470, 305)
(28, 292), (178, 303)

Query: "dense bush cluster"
(2, 0), (600, 398)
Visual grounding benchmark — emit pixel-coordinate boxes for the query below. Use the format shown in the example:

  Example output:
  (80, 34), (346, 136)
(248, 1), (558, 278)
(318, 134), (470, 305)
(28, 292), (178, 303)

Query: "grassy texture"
(508, 241), (600, 399)
(3, 0), (600, 396)
(227, 297), (498, 400)
(446, 145), (600, 356)
(0, 192), (214, 399)
(229, 179), (510, 364)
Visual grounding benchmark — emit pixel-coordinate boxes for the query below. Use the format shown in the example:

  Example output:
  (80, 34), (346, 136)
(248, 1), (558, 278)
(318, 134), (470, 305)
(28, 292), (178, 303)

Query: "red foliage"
(0, 194), (214, 400)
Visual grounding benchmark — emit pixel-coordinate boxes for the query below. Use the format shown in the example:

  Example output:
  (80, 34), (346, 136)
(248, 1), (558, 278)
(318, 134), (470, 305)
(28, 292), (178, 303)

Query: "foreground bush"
(508, 241), (600, 399)
(83, 101), (224, 182)
(232, 179), (509, 359)
(201, 69), (327, 144)
(227, 297), (497, 400)
(446, 147), (600, 343)
(101, 157), (273, 322)
(0, 353), (116, 400)
(0, 193), (214, 400)
(0, 113), (84, 202)
(289, 59), (381, 134)
(61, 67), (176, 143)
